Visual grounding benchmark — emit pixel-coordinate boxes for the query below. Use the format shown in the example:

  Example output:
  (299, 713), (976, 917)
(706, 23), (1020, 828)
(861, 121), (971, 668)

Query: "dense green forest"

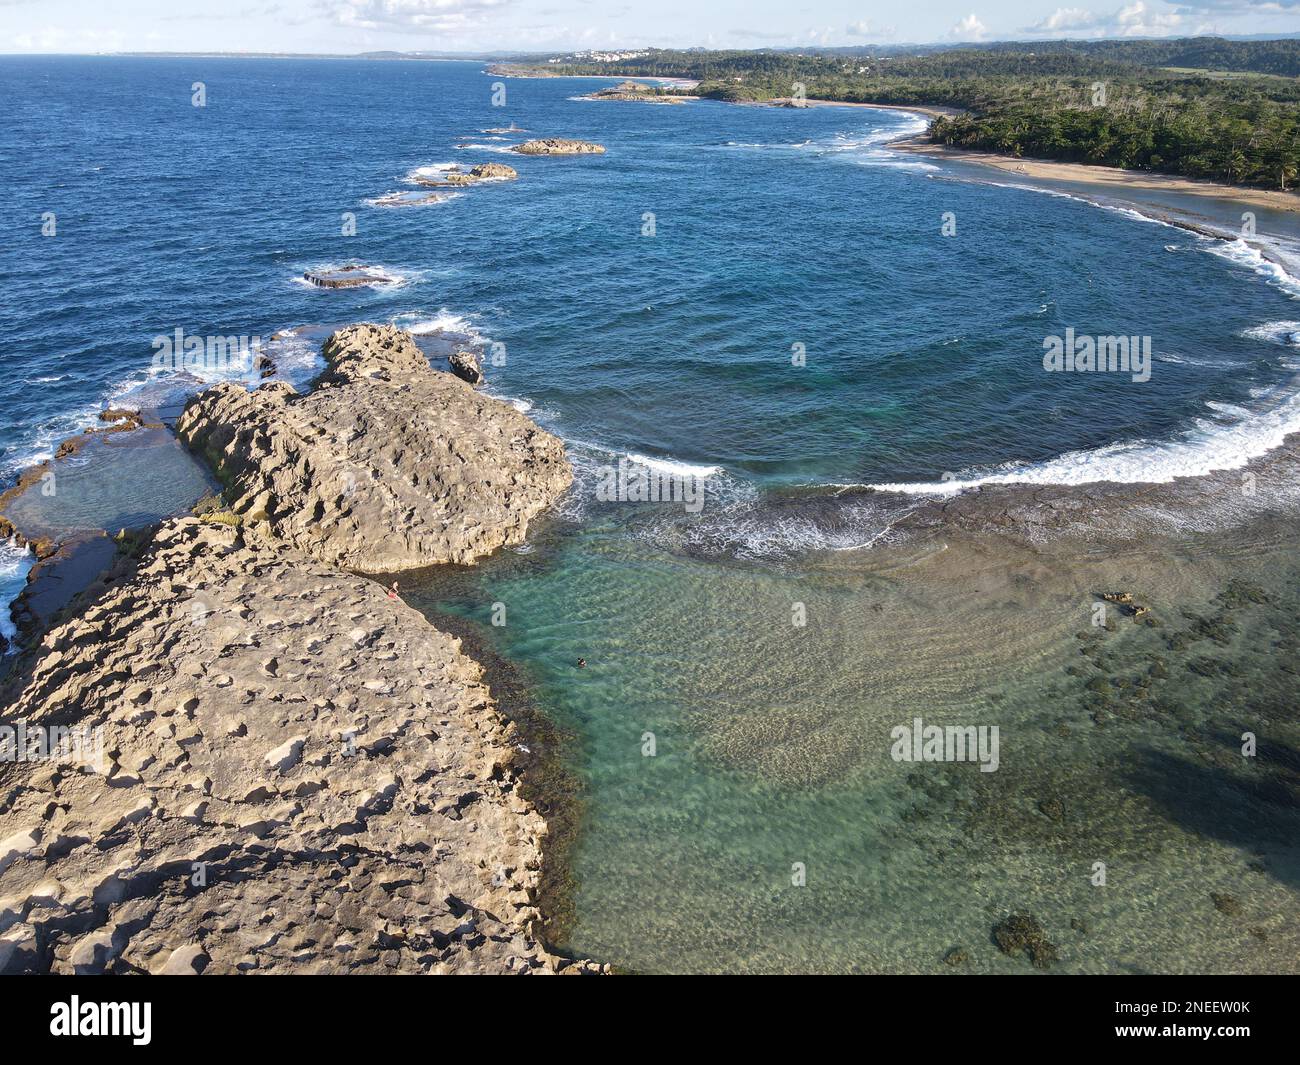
(530, 40), (1300, 190)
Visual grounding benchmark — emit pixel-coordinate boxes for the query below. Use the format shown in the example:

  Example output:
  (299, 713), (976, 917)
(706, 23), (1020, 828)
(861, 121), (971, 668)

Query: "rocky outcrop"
(176, 324), (572, 572)
(302, 267), (397, 289)
(511, 139), (606, 156)
(371, 191), (450, 208)
(0, 518), (603, 974)
(589, 82), (682, 104)
(449, 350), (484, 386)
(470, 162), (517, 179)
(413, 163), (518, 189)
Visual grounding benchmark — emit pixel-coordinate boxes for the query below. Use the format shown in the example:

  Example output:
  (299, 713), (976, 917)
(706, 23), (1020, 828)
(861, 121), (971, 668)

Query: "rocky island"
(585, 81), (684, 104)
(511, 139), (606, 156)
(0, 324), (599, 975)
(413, 162), (519, 188)
(302, 266), (398, 289)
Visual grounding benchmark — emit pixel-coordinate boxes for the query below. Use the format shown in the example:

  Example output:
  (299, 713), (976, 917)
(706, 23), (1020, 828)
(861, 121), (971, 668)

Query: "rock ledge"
(0, 518), (602, 974)
(176, 324), (572, 572)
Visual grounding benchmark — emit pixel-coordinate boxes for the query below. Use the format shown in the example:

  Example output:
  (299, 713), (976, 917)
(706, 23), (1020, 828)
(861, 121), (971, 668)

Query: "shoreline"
(778, 98), (961, 122)
(894, 134), (1300, 216)
(644, 84), (1297, 216)
(413, 602), (587, 952)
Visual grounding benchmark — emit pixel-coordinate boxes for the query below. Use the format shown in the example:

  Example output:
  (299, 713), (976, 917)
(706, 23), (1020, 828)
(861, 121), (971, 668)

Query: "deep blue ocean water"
(4, 58), (1300, 972)
(3, 56), (1300, 498)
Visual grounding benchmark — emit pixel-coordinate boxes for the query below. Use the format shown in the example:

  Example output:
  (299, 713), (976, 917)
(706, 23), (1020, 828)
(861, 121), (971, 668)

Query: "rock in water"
(0, 518), (604, 974)
(468, 162), (518, 180)
(176, 323), (571, 572)
(449, 349), (484, 386)
(301, 266), (397, 289)
(511, 138), (606, 156)
(992, 912), (1059, 969)
(413, 163), (517, 188)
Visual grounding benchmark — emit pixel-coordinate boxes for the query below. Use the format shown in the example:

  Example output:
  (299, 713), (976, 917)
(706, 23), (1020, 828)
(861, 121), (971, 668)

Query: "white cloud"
(322, 0), (512, 35)
(1026, 1), (1187, 35)
(1031, 6), (1100, 29)
(11, 25), (127, 51)
(949, 13), (989, 40)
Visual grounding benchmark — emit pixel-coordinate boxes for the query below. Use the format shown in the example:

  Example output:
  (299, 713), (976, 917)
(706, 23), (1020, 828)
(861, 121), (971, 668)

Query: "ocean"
(3, 56), (1299, 972)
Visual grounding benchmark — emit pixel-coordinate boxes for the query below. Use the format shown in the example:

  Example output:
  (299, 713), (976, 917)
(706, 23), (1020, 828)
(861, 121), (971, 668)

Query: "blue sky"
(1, 0), (1295, 54)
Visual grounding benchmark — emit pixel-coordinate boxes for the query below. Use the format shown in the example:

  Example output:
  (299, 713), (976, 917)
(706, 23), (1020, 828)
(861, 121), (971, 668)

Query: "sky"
(1, 0), (1296, 55)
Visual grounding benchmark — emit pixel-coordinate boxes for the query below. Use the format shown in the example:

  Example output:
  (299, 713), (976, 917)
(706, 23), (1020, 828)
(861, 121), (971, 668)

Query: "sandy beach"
(773, 96), (1300, 215)
(895, 136), (1300, 215)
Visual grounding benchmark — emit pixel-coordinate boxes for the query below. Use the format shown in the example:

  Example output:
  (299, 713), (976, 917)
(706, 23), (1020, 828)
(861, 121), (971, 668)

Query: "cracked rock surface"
(0, 519), (602, 974)
(176, 323), (572, 572)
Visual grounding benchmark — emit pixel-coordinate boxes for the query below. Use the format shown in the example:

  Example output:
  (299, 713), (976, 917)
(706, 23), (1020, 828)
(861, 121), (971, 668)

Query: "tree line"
(539, 43), (1300, 190)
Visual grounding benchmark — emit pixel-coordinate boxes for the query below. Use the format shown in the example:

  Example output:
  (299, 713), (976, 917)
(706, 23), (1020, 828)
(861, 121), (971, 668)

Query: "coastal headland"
(0, 325), (602, 975)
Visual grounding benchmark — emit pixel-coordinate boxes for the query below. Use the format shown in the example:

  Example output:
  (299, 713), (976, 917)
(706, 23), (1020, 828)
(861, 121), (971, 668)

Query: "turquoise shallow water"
(416, 513), (1300, 973)
(3, 57), (1300, 972)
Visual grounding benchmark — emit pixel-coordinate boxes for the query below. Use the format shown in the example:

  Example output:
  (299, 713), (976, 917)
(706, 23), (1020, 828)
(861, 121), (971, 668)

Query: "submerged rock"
(177, 323), (571, 572)
(1037, 797), (1066, 823)
(0, 518), (604, 975)
(370, 190), (450, 208)
(1211, 892), (1242, 916)
(511, 138), (606, 156)
(992, 912), (1059, 969)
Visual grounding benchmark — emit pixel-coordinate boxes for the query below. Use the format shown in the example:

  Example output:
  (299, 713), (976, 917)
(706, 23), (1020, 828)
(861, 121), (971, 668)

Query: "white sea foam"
(1099, 203), (1177, 228)
(0, 538), (34, 651)
(393, 309), (481, 340)
(847, 196), (1300, 495)
(723, 113), (938, 172)
(455, 142), (518, 155)
(1244, 321), (1300, 346)
(624, 452), (724, 478)
(1208, 240), (1300, 298)
(870, 381), (1300, 493)
(404, 162), (459, 182)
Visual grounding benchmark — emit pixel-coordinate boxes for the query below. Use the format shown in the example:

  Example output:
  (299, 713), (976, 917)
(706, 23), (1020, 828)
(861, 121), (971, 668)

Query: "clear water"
(3, 56), (1299, 971)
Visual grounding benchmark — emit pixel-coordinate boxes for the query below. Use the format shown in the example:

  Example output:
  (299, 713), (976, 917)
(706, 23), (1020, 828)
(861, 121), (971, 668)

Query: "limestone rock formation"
(449, 349), (484, 386)
(0, 518), (603, 975)
(589, 82), (681, 104)
(469, 162), (518, 180)
(176, 324), (571, 572)
(302, 267), (398, 289)
(511, 139), (606, 156)
(412, 163), (517, 189)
